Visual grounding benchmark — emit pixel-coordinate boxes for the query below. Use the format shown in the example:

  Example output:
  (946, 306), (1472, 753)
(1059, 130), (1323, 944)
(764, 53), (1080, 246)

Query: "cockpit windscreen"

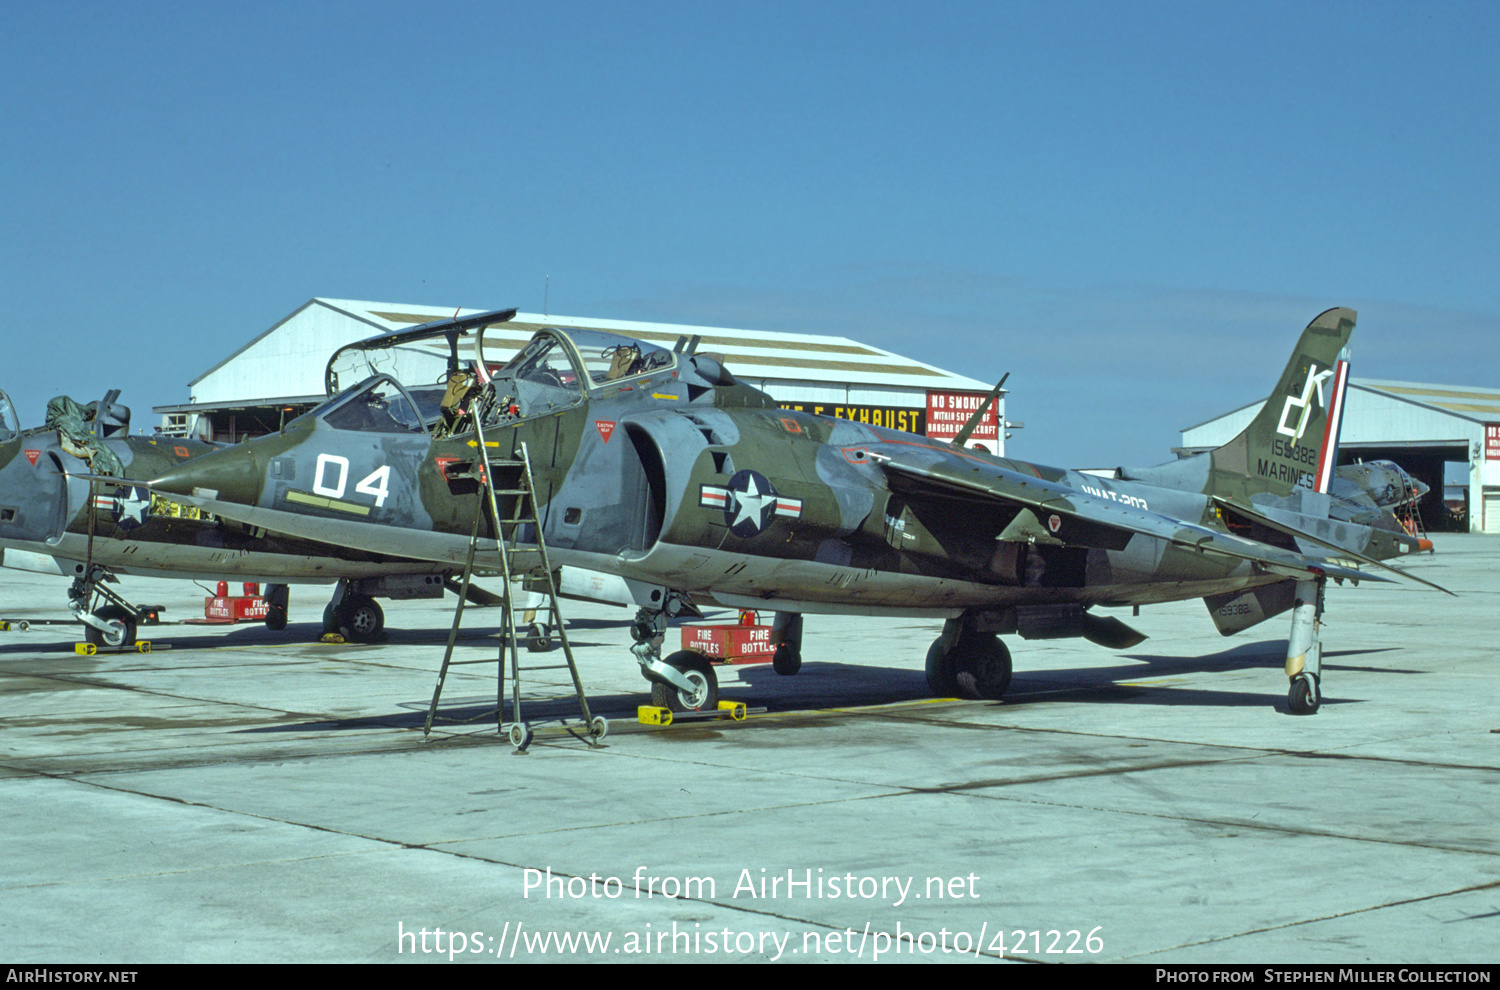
(321, 378), (428, 434)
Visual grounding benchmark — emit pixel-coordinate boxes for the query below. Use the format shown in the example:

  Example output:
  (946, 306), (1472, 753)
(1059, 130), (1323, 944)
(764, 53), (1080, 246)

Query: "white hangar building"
(156, 298), (1007, 452)
(1180, 379), (1500, 534)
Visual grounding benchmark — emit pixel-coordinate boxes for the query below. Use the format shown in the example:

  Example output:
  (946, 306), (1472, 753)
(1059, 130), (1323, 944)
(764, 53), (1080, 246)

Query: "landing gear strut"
(68, 566), (145, 648)
(1285, 577), (1325, 715)
(631, 591), (718, 711)
(927, 613), (1012, 700)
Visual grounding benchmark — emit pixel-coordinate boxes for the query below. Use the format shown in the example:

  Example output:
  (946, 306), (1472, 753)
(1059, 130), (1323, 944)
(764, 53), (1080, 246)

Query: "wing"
(877, 454), (1388, 586)
(67, 473), (480, 567)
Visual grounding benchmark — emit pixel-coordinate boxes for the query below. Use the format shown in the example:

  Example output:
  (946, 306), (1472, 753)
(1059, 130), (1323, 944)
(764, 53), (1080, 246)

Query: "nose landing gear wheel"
(84, 606), (136, 648)
(650, 650), (719, 712)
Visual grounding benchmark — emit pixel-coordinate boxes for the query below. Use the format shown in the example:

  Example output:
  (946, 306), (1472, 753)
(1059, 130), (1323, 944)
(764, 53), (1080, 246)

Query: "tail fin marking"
(1312, 358), (1350, 495)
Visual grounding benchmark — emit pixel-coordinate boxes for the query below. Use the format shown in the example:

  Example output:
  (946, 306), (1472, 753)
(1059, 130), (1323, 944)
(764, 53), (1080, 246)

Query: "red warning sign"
(24, 449), (40, 466)
(596, 420), (617, 443)
(926, 391), (998, 445)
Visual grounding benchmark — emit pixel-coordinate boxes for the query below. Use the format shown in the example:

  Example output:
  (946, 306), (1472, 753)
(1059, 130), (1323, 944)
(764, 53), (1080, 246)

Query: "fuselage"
(0, 428), (442, 584)
(146, 323), (1420, 619)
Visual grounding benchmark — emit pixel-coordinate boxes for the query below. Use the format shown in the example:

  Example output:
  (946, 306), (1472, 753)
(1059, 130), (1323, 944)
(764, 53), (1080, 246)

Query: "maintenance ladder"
(422, 430), (606, 751)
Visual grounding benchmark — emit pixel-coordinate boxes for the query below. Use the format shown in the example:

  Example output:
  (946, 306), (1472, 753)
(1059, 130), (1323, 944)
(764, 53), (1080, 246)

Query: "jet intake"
(621, 424), (668, 553)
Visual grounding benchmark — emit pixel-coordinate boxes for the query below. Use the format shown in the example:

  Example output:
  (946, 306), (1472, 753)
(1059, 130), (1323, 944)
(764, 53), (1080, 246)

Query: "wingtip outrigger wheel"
(1288, 671), (1320, 715)
(1285, 577), (1325, 715)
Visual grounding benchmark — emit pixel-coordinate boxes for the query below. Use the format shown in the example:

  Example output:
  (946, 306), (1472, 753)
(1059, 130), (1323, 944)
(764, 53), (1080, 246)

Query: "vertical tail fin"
(1206, 307), (1355, 502)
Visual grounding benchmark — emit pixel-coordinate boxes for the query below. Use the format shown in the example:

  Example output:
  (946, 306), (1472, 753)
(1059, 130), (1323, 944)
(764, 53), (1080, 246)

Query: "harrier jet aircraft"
(136, 306), (1439, 715)
(0, 390), (488, 647)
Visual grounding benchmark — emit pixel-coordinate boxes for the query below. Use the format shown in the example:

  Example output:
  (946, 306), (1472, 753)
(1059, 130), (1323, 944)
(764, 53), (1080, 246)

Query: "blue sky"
(4, 0), (1497, 467)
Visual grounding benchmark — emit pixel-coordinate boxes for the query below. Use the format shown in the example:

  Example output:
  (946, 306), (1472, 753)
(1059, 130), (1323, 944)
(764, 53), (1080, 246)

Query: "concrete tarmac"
(1, 535), (1496, 964)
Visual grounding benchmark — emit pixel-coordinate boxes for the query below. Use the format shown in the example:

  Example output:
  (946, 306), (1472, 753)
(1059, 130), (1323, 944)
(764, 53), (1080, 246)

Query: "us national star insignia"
(699, 469), (802, 537)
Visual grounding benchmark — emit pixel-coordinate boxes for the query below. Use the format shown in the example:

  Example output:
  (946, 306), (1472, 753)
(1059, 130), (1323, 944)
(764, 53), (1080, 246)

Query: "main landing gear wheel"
(509, 722), (533, 751)
(1288, 673), (1320, 715)
(953, 634), (1012, 701)
(927, 622), (1012, 700)
(588, 716), (609, 742)
(650, 650), (719, 712)
(772, 643), (801, 676)
(526, 622), (552, 653)
(335, 594), (384, 643)
(84, 605), (136, 648)
(925, 639), (958, 696)
(263, 585), (289, 632)
(770, 611), (803, 676)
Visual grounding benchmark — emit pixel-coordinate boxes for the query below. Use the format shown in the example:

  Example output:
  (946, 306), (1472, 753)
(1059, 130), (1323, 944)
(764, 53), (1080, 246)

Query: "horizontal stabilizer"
(879, 457), (1389, 587)
(1211, 496), (1452, 595)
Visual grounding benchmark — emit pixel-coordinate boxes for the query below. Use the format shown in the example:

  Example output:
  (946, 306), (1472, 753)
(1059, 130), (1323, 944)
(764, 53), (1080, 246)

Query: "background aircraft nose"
(151, 444), (265, 507)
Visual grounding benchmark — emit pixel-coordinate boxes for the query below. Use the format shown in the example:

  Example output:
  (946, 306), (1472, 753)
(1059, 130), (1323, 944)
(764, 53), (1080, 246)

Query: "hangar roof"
(1351, 380), (1500, 421)
(1183, 379), (1500, 434)
(185, 298), (993, 406)
(1180, 378), (1499, 455)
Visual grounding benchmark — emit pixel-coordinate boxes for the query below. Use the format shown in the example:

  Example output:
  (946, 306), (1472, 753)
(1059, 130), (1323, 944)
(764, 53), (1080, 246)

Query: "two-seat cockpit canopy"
(487, 327), (674, 394)
(310, 310), (679, 437)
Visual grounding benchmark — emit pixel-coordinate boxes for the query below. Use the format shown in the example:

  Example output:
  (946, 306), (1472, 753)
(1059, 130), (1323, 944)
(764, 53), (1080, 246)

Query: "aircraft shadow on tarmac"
(233, 639), (1418, 737)
(0, 619), (635, 652)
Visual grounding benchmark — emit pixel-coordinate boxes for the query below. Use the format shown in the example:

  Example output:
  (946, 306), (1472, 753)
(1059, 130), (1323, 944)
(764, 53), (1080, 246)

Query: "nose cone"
(152, 444), (265, 508)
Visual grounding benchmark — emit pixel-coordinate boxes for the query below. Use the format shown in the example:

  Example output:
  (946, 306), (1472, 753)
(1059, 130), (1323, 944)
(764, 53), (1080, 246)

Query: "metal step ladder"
(422, 423), (607, 751)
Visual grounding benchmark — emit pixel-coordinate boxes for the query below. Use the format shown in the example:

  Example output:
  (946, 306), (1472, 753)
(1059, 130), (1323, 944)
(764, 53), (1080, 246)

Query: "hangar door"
(1486, 489), (1500, 534)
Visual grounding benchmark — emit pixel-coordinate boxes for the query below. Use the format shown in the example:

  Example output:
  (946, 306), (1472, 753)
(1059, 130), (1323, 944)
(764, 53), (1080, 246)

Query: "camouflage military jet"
(0, 389), (481, 647)
(136, 306), (1440, 715)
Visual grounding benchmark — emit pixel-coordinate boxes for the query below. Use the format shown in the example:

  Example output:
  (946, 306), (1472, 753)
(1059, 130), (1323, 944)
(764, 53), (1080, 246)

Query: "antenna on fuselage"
(952, 372), (1009, 447)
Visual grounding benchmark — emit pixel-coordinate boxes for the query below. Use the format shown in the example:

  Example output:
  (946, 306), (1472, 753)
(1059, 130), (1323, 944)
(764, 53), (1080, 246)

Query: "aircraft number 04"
(313, 454), (391, 507)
